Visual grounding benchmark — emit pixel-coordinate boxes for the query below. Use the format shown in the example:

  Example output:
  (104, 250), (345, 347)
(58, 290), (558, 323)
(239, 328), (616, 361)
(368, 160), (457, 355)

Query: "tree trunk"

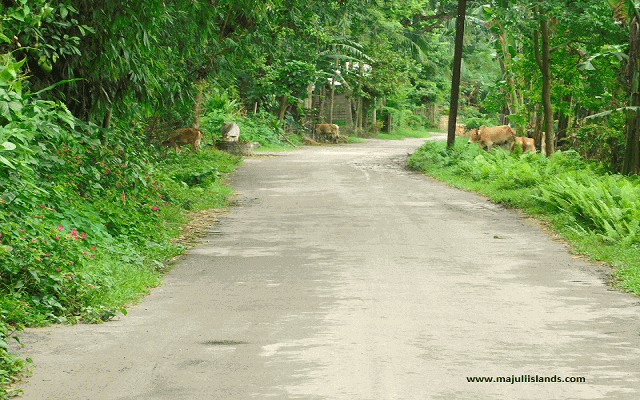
(102, 108), (112, 129)
(624, 14), (640, 175)
(344, 95), (354, 134)
(556, 90), (572, 147)
(304, 83), (313, 109)
(319, 86), (327, 123)
(447, 0), (467, 148)
(533, 108), (543, 150)
(356, 97), (363, 133)
(534, 5), (555, 156)
(372, 97), (377, 132)
(278, 93), (289, 121)
(329, 84), (335, 124)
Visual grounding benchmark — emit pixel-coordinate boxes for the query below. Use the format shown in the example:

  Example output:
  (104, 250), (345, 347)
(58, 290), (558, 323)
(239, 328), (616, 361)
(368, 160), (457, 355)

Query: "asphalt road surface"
(13, 134), (640, 399)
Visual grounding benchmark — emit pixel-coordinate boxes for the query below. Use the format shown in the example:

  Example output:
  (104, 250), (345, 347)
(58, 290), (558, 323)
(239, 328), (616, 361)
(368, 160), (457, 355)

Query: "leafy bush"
(461, 116), (497, 130)
(199, 89), (286, 146)
(535, 174), (640, 245)
(569, 121), (625, 171)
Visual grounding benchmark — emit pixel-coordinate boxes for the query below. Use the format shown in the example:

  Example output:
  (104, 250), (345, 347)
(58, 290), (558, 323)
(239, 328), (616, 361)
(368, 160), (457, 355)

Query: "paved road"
(13, 136), (640, 399)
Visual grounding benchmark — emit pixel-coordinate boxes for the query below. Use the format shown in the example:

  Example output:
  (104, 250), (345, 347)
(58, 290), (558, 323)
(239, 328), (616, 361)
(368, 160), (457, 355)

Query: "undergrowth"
(408, 137), (640, 294)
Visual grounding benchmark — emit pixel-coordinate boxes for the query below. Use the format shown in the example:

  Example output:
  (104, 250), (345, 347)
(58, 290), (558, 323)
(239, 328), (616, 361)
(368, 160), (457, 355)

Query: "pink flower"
(55, 235), (59, 239)
(57, 225), (64, 230)
(92, 246), (96, 250)
(151, 206), (159, 211)
(56, 268), (60, 272)
(36, 259), (42, 262)
(43, 254), (49, 257)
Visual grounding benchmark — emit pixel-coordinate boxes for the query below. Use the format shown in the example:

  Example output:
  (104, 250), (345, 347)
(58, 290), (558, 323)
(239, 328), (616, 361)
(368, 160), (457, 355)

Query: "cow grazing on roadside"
(314, 123), (340, 143)
(221, 122), (240, 142)
(468, 125), (515, 152)
(511, 136), (536, 153)
(162, 128), (202, 152)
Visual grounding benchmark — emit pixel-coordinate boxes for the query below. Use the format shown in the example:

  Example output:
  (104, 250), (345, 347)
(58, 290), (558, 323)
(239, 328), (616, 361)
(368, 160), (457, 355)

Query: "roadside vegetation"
(408, 138), (640, 295)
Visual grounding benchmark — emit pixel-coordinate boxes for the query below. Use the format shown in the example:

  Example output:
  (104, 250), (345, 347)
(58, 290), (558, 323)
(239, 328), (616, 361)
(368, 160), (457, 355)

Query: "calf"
(221, 122), (240, 142)
(314, 124), (339, 143)
(468, 125), (515, 152)
(511, 136), (536, 153)
(162, 128), (202, 152)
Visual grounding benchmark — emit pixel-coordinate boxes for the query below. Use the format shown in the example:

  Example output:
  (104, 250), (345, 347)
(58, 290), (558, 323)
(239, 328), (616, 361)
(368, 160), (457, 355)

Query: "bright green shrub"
(536, 173), (640, 245)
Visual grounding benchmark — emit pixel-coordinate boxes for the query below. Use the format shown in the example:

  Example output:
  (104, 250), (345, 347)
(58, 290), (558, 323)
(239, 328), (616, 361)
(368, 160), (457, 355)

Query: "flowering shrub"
(0, 212), (97, 322)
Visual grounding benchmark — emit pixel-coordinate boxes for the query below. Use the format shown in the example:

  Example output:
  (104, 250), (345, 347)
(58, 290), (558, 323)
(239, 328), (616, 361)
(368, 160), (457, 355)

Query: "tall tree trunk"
(344, 95), (354, 134)
(556, 90), (572, 147)
(102, 108), (112, 129)
(328, 54), (339, 124)
(304, 83), (313, 109)
(624, 13), (640, 175)
(534, 5), (555, 156)
(533, 107), (543, 150)
(372, 97), (377, 132)
(447, 0), (467, 148)
(319, 86), (327, 123)
(278, 93), (289, 121)
(329, 84), (335, 124)
(357, 97), (363, 132)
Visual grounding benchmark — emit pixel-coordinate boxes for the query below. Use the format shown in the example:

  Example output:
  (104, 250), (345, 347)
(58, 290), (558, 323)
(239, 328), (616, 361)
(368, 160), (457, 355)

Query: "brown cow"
(455, 123), (466, 136)
(468, 125), (515, 152)
(314, 124), (339, 143)
(162, 128), (202, 152)
(221, 122), (240, 142)
(510, 136), (536, 153)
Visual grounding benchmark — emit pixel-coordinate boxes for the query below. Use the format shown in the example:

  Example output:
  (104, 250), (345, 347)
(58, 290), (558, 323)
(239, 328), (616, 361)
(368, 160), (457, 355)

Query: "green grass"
(344, 136), (366, 143)
(253, 143), (298, 152)
(408, 137), (640, 295)
(353, 127), (434, 141)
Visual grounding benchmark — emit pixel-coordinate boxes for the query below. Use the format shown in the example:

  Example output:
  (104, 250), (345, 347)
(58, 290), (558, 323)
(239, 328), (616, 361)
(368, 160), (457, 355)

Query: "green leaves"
(0, 58), (26, 86)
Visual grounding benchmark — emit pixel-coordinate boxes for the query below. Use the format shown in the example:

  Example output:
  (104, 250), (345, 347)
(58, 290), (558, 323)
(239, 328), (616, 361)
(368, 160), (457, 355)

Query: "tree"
(447, 0), (468, 147)
(533, 1), (555, 156)
(621, 0), (640, 174)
